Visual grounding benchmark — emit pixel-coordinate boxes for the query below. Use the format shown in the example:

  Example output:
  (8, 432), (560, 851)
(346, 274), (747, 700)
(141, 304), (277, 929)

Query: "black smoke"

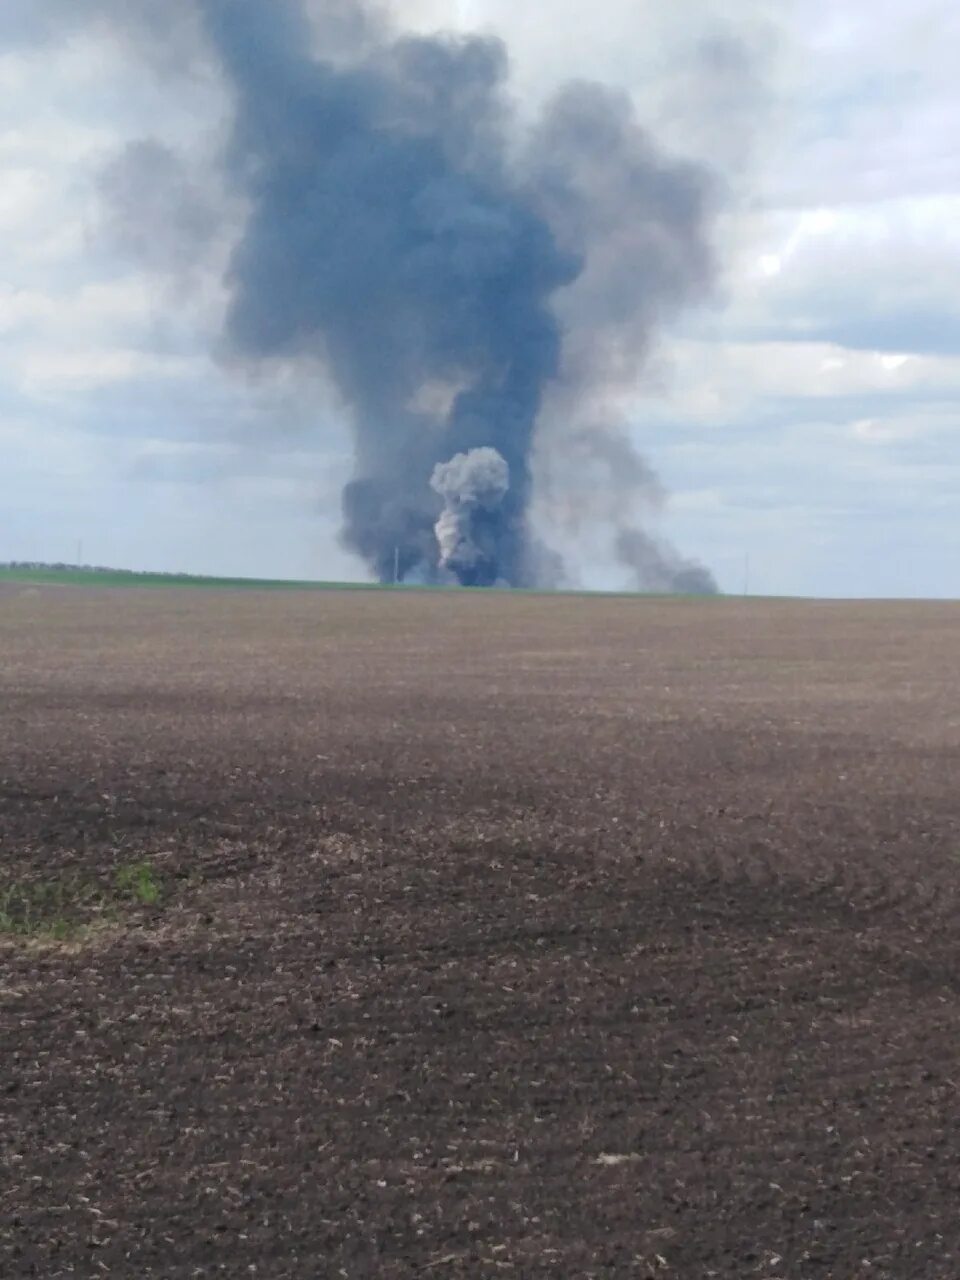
(74, 0), (724, 590)
(194, 0), (580, 585)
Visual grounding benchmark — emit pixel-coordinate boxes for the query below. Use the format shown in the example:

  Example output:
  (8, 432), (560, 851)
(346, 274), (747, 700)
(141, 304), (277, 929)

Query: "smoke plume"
(83, 0), (725, 590)
(430, 447), (511, 586)
(615, 528), (718, 596)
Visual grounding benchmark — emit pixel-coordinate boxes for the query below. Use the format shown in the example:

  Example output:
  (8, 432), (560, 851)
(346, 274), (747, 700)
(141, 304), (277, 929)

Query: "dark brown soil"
(2, 587), (959, 1278)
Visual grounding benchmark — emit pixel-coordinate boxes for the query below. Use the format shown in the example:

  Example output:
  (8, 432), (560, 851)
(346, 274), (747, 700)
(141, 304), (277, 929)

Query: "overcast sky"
(2, 0), (958, 597)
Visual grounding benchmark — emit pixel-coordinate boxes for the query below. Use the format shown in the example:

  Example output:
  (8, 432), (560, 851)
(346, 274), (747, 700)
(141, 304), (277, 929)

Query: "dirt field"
(2, 585), (959, 1278)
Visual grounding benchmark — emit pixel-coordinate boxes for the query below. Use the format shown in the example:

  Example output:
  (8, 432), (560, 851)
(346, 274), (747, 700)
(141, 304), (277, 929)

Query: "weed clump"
(0, 861), (165, 942)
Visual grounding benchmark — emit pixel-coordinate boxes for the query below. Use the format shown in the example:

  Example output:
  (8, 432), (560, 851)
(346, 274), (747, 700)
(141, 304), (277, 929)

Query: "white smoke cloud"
(430, 446), (510, 583)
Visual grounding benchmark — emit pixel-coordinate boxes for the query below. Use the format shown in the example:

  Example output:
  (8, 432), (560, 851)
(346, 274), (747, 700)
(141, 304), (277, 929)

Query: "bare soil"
(2, 587), (959, 1278)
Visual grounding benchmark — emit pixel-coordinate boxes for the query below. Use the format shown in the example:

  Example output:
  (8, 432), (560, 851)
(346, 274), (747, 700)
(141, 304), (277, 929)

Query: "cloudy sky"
(2, 0), (958, 597)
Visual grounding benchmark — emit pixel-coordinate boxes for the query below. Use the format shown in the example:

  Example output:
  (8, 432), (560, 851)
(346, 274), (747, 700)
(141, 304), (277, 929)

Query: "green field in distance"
(0, 565), (378, 592)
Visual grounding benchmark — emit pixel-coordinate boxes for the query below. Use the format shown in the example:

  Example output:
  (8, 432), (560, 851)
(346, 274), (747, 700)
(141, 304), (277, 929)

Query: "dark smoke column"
(192, 0), (718, 589)
(199, 0), (576, 585)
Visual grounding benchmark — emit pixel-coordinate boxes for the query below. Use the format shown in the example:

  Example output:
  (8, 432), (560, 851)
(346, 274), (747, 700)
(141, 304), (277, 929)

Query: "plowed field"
(2, 585), (959, 1277)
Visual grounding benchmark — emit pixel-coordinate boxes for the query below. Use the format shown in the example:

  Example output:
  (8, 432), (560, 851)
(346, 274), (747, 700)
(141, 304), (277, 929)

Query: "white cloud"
(15, 349), (203, 395)
(649, 338), (960, 431)
(723, 195), (960, 354)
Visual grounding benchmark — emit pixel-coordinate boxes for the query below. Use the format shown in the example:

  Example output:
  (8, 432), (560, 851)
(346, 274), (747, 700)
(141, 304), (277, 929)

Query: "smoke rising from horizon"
(615, 527), (718, 596)
(431, 447), (511, 586)
(53, 0), (725, 591)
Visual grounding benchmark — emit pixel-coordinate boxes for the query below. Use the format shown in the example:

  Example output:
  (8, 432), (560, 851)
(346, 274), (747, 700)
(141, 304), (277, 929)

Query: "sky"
(2, 0), (958, 597)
